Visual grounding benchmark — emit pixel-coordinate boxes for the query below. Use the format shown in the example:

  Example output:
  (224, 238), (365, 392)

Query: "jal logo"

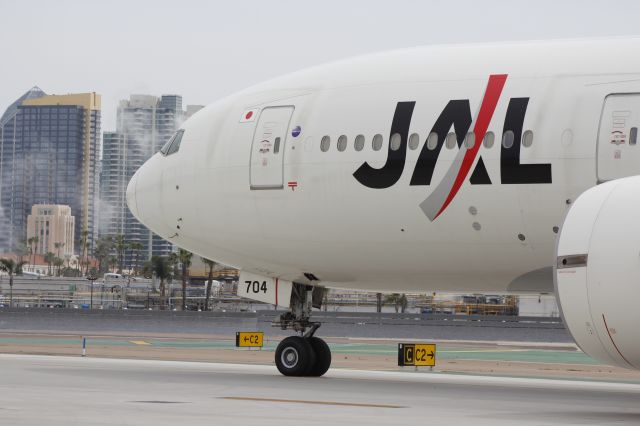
(354, 74), (552, 221)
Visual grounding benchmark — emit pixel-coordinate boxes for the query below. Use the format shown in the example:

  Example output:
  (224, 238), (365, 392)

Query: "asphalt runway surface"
(1, 310), (638, 425)
(0, 308), (573, 342)
(2, 354), (640, 426)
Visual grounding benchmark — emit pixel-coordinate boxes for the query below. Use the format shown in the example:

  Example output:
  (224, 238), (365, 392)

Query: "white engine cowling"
(556, 176), (640, 370)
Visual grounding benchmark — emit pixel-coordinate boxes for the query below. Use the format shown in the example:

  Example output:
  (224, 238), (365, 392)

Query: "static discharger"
(398, 343), (436, 367)
(235, 332), (264, 349)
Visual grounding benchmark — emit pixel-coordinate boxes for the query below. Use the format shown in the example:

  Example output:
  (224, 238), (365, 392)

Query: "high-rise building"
(0, 87), (47, 250)
(100, 94), (183, 266)
(0, 89), (100, 252)
(26, 204), (75, 257)
(159, 95), (182, 113)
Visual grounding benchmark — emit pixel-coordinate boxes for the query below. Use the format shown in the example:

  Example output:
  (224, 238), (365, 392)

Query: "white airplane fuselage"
(127, 38), (640, 294)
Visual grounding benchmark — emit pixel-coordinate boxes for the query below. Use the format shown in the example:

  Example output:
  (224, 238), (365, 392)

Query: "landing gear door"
(597, 94), (640, 182)
(250, 106), (294, 189)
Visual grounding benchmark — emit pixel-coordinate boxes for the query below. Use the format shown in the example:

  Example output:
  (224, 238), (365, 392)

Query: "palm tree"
(27, 237), (34, 264)
(129, 242), (143, 276)
(80, 229), (89, 275)
(27, 236), (39, 266)
(44, 252), (55, 276)
(93, 236), (113, 273)
(75, 237), (84, 273)
(150, 256), (173, 310)
(32, 236), (39, 266)
(54, 242), (65, 259)
(177, 249), (193, 311)
(53, 257), (64, 276)
(0, 258), (25, 307)
(384, 293), (408, 313)
(114, 234), (127, 274)
(201, 257), (217, 311)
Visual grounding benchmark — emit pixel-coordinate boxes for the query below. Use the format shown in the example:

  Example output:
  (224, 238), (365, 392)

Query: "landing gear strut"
(273, 283), (331, 377)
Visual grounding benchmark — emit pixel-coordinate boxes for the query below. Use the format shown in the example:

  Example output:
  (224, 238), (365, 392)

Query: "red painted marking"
(245, 111), (253, 120)
(433, 74), (508, 220)
(275, 278), (279, 306)
(288, 181), (298, 191)
(602, 314), (634, 368)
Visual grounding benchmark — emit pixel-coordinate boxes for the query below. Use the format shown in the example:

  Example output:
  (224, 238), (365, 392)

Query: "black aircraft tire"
(275, 336), (316, 376)
(307, 337), (331, 377)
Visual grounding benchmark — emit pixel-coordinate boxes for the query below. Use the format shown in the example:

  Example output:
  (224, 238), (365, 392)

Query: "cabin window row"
(319, 130), (534, 152)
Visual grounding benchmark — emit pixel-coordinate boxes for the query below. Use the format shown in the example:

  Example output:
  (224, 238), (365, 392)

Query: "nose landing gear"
(273, 284), (331, 377)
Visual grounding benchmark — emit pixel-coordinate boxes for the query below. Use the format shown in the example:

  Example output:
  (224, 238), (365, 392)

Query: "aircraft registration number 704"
(238, 271), (294, 308)
(245, 280), (268, 294)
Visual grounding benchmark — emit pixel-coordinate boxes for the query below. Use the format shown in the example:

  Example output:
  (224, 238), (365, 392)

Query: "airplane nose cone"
(126, 172), (140, 220)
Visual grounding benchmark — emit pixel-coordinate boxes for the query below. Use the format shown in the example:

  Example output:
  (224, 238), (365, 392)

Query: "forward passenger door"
(249, 106), (294, 189)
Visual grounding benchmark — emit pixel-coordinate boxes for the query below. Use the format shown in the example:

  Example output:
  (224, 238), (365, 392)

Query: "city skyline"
(0, 87), (202, 261)
(0, 90), (101, 252)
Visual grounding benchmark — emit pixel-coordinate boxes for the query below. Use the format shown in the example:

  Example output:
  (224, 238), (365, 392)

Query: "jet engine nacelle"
(556, 176), (640, 370)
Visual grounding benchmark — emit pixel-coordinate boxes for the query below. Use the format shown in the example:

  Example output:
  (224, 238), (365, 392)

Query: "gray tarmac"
(0, 308), (572, 342)
(1, 354), (639, 426)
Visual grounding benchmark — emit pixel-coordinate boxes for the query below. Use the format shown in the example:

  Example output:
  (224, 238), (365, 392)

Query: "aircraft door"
(597, 94), (640, 181)
(250, 106), (294, 189)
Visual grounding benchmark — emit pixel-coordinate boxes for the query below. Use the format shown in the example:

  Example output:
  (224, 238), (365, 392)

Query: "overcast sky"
(2, 0), (640, 129)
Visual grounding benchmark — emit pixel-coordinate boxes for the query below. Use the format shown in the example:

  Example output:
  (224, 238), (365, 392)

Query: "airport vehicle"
(127, 38), (640, 375)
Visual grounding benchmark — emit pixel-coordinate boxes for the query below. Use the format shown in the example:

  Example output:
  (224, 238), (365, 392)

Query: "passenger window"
(502, 130), (515, 149)
(354, 134), (365, 151)
(631, 127), (638, 146)
(372, 134), (383, 151)
(445, 132), (457, 149)
(320, 136), (331, 152)
(464, 132), (475, 149)
(390, 133), (401, 151)
(164, 129), (185, 156)
(522, 130), (534, 148)
(427, 132), (438, 150)
(408, 133), (420, 150)
(337, 135), (347, 152)
(483, 131), (495, 148)
(274, 137), (281, 154)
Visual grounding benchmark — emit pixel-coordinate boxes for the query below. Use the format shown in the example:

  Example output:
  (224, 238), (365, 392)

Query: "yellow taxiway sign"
(235, 332), (264, 348)
(398, 343), (436, 366)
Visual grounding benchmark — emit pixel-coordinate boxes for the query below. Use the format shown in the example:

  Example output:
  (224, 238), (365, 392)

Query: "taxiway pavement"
(1, 354), (639, 426)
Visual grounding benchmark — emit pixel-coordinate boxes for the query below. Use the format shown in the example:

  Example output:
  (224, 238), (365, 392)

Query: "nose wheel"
(273, 283), (332, 377)
(275, 336), (331, 377)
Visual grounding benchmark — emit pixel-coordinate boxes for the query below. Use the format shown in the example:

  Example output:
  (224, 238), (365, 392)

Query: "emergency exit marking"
(398, 343), (436, 367)
(236, 332), (264, 348)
